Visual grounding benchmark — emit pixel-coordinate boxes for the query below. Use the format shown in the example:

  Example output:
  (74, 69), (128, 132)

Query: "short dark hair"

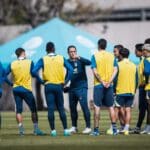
(67, 45), (77, 53)
(144, 38), (150, 44)
(135, 43), (144, 52)
(119, 48), (130, 58)
(15, 48), (25, 57)
(98, 38), (107, 49)
(46, 42), (55, 53)
(114, 44), (124, 51)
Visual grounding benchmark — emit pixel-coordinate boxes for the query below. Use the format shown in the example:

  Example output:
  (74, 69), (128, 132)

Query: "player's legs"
(23, 91), (45, 135)
(77, 88), (91, 133)
(136, 87), (147, 130)
(55, 85), (70, 136)
(120, 96), (133, 135)
(140, 90), (150, 134)
(90, 85), (103, 136)
(146, 91), (150, 134)
(0, 89), (2, 129)
(69, 90), (78, 132)
(13, 90), (24, 135)
(105, 87), (118, 135)
(45, 84), (56, 136)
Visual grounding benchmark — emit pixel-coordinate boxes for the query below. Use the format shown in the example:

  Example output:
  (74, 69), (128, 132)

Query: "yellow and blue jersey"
(6, 59), (34, 91)
(91, 50), (117, 86)
(138, 58), (145, 87)
(116, 58), (138, 96)
(143, 57), (150, 90)
(43, 55), (65, 84)
(33, 53), (73, 85)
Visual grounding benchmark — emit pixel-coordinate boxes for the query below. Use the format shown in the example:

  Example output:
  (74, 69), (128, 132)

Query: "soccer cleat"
(64, 129), (71, 136)
(147, 131), (150, 135)
(130, 127), (141, 134)
(90, 130), (100, 136)
(34, 128), (46, 136)
(124, 130), (129, 135)
(106, 128), (113, 135)
(140, 126), (149, 134)
(68, 127), (78, 133)
(82, 128), (92, 134)
(19, 125), (24, 136)
(120, 129), (129, 135)
(140, 130), (148, 134)
(51, 130), (57, 137)
(106, 128), (119, 135)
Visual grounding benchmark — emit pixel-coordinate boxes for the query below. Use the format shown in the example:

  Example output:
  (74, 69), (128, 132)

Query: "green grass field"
(0, 110), (150, 150)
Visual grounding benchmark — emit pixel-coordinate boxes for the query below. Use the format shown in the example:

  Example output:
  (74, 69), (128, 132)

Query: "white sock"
(52, 129), (56, 132)
(124, 124), (129, 131)
(18, 123), (23, 127)
(72, 126), (76, 129)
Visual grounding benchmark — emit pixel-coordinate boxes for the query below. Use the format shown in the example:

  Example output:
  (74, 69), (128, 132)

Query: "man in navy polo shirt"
(67, 45), (91, 134)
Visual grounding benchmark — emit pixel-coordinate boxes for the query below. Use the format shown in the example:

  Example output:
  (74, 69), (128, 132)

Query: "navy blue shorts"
(116, 95), (134, 107)
(146, 91), (150, 105)
(13, 90), (37, 114)
(44, 83), (64, 111)
(93, 85), (114, 107)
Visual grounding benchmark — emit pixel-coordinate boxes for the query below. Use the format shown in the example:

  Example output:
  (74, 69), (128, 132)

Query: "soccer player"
(0, 61), (5, 129)
(113, 45), (124, 61)
(90, 39), (118, 136)
(107, 45), (125, 134)
(5, 48), (44, 136)
(140, 44), (150, 134)
(132, 43), (147, 134)
(32, 42), (73, 137)
(113, 45), (125, 130)
(115, 48), (138, 135)
(67, 45), (91, 134)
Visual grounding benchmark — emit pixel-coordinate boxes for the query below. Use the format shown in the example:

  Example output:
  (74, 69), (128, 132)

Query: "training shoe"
(51, 130), (57, 137)
(19, 125), (24, 136)
(90, 130), (100, 136)
(123, 130), (129, 135)
(106, 128), (119, 135)
(140, 126), (149, 134)
(140, 130), (147, 134)
(120, 129), (129, 135)
(82, 128), (92, 134)
(106, 128), (113, 135)
(147, 131), (150, 135)
(113, 130), (119, 135)
(34, 128), (45, 136)
(64, 129), (71, 136)
(68, 126), (78, 133)
(130, 127), (141, 134)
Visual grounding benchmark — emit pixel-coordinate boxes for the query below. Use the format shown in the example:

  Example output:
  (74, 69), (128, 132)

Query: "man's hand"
(74, 55), (80, 60)
(104, 82), (111, 88)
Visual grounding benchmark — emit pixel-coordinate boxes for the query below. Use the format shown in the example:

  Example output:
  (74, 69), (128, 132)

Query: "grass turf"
(0, 110), (150, 150)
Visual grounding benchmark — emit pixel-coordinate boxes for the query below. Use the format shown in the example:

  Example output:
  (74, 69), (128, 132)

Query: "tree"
(0, 0), (65, 27)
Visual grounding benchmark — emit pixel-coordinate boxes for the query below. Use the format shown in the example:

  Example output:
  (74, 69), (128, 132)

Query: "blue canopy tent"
(0, 17), (139, 67)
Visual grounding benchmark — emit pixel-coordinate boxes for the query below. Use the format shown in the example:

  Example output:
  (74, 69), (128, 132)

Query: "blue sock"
(33, 123), (38, 130)
(94, 127), (99, 132)
(112, 122), (117, 132)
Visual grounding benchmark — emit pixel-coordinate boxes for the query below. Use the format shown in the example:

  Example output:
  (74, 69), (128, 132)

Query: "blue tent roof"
(0, 17), (139, 67)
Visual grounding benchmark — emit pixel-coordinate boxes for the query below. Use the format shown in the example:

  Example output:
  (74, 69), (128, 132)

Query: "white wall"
(77, 21), (150, 52)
